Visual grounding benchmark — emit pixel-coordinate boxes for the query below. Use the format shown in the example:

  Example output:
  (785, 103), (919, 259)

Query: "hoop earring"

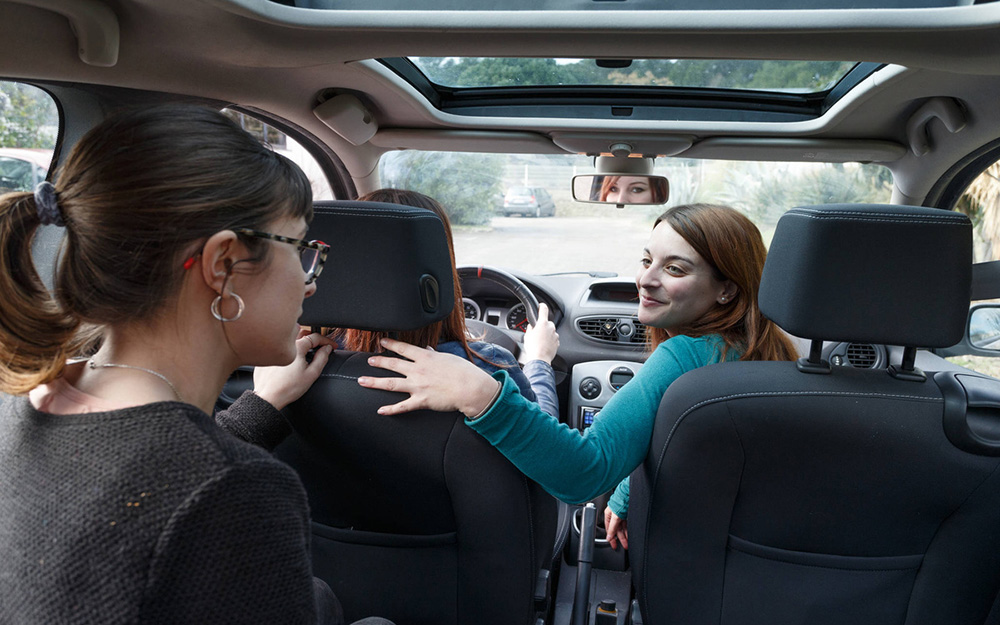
(211, 293), (245, 322)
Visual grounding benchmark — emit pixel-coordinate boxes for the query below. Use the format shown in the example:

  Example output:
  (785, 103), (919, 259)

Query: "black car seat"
(627, 204), (1000, 625)
(268, 201), (558, 625)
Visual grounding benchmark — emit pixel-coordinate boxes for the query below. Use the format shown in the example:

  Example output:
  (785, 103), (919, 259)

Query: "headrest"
(759, 204), (971, 347)
(299, 201), (455, 331)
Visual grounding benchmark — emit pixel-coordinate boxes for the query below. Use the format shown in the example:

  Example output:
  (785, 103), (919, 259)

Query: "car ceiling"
(3, 0), (1000, 204)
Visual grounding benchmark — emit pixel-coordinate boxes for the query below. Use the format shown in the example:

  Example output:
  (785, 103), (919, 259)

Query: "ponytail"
(0, 191), (82, 394)
(0, 105), (313, 395)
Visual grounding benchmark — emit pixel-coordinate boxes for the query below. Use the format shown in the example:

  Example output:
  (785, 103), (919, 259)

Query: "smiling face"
(636, 221), (734, 337)
(227, 216), (317, 365)
(604, 176), (654, 204)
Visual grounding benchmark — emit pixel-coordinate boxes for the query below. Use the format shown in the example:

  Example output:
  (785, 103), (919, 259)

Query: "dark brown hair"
(337, 189), (485, 364)
(0, 105), (312, 394)
(645, 203), (797, 362)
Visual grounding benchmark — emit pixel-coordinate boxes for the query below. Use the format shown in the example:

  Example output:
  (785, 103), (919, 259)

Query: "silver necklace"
(87, 360), (182, 401)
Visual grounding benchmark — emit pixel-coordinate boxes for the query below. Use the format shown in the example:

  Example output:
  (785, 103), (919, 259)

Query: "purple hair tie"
(34, 181), (64, 227)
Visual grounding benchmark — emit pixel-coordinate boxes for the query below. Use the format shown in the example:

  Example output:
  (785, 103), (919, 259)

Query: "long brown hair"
(0, 105), (312, 394)
(338, 189), (483, 364)
(645, 203), (797, 362)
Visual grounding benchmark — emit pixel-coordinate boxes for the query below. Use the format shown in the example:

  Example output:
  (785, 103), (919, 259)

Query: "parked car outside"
(502, 186), (556, 217)
(0, 147), (51, 193)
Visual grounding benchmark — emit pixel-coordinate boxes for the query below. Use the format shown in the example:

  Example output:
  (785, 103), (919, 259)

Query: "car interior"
(5, 0), (1000, 623)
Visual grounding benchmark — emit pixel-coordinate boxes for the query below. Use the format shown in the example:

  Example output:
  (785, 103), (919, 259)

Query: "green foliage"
(437, 58), (581, 87)
(379, 151), (504, 226)
(717, 162), (892, 223)
(955, 163), (1000, 229)
(413, 57), (855, 92)
(0, 81), (58, 149)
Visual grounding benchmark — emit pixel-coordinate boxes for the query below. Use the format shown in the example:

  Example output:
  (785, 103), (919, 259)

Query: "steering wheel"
(457, 265), (541, 355)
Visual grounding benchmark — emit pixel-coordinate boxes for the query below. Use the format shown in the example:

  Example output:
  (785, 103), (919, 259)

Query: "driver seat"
(270, 201), (558, 625)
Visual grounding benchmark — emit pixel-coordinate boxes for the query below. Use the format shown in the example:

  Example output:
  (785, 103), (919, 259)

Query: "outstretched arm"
(357, 338), (502, 418)
(360, 334), (718, 505)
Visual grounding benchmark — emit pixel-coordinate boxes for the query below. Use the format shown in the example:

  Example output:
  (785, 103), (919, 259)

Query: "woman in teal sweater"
(359, 203), (798, 549)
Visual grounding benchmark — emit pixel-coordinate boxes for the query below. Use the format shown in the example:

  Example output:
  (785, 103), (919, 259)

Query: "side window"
(950, 159), (1000, 378)
(0, 81), (58, 193)
(956, 160), (1000, 264)
(222, 109), (335, 201)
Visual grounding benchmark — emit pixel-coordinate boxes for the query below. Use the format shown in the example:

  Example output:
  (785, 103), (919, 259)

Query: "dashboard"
(462, 297), (533, 333)
(458, 268), (973, 433)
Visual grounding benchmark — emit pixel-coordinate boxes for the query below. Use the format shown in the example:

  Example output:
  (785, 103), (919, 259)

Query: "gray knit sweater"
(0, 390), (338, 624)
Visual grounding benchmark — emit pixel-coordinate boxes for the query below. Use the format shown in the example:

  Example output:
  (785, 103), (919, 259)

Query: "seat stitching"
(677, 391), (938, 421)
(725, 543), (922, 573)
(318, 373), (361, 381)
(312, 209), (440, 220)
(787, 211), (967, 226)
(791, 209), (964, 218)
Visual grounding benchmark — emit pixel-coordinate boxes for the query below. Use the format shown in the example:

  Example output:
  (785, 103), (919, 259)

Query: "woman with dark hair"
(358, 203), (798, 549)
(0, 106), (387, 624)
(339, 188), (559, 417)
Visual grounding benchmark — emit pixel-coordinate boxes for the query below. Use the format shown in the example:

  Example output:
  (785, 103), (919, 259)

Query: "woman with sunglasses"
(0, 106), (388, 624)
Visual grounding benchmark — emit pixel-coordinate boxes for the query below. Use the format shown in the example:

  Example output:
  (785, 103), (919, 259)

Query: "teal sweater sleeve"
(467, 334), (731, 504)
(608, 477), (630, 518)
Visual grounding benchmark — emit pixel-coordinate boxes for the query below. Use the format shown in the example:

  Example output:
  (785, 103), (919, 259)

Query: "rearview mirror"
(572, 174), (669, 207)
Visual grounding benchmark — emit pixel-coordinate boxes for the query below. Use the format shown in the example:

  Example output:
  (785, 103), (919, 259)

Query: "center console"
(551, 359), (647, 624)
(569, 360), (645, 432)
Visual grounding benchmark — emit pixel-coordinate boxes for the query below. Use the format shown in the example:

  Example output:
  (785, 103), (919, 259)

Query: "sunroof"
(379, 57), (881, 123)
(282, 0), (992, 10)
(409, 58), (856, 93)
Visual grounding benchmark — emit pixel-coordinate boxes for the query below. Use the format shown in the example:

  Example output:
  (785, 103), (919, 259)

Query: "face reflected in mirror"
(572, 174), (669, 205)
(602, 176), (655, 204)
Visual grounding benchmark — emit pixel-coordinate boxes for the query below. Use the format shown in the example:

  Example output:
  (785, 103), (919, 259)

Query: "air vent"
(845, 343), (878, 368)
(576, 316), (648, 345)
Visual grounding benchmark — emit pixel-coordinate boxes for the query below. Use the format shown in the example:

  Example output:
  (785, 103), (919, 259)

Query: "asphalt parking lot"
(452, 215), (652, 277)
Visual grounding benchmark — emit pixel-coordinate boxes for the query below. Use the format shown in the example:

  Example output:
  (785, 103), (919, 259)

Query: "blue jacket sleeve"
(467, 335), (724, 504)
(469, 342), (537, 403)
(522, 359), (559, 418)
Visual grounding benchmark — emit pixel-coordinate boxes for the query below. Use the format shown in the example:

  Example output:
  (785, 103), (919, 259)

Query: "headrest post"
(795, 339), (831, 375)
(888, 346), (926, 382)
(901, 346), (916, 371)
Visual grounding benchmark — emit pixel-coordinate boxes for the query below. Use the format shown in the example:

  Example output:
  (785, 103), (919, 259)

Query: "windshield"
(378, 151), (892, 277)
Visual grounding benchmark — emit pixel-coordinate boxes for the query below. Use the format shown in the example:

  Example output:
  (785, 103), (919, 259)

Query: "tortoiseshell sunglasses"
(234, 228), (330, 285)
